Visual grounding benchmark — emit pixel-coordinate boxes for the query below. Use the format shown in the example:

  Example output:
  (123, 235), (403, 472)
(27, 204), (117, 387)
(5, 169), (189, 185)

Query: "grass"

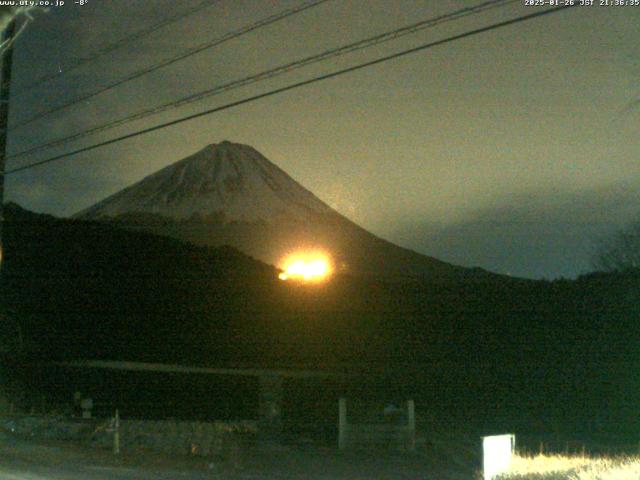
(496, 453), (640, 479)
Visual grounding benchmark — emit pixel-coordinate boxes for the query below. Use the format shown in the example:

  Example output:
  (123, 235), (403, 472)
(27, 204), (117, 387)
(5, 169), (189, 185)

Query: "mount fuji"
(75, 141), (481, 278)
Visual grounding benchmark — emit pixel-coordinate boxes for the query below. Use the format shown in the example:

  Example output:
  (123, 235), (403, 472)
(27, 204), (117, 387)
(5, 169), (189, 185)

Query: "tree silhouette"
(593, 222), (640, 273)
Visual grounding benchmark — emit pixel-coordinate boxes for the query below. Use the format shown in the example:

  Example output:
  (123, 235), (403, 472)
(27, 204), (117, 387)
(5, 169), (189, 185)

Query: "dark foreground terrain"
(0, 432), (475, 480)
(2, 203), (640, 450)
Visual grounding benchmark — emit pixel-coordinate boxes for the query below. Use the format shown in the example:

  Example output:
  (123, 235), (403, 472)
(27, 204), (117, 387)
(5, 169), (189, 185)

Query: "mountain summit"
(76, 141), (478, 278)
(78, 141), (333, 224)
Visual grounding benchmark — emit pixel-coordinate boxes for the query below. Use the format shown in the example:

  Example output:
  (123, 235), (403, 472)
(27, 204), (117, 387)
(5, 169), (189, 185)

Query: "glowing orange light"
(278, 251), (332, 282)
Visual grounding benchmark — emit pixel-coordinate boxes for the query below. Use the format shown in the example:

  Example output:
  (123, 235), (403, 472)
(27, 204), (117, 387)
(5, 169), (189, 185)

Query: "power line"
(11, 0), (331, 130)
(5, 5), (576, 176)
(0, 11), (35, 56)
(9, 0), (515, 161)
(19, 0), (220, 91)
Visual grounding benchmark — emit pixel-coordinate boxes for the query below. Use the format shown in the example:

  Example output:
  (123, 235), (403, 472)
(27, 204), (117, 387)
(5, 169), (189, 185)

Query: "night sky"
(4, 0), (639, 280)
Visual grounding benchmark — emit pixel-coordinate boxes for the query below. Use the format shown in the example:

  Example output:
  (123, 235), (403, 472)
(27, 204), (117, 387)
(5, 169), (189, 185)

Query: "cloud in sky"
(392, 183), (640, 279)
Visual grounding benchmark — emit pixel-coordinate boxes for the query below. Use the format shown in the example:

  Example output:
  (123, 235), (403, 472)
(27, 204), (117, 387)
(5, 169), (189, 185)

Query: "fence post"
(258, 374), (283, 443)
(338, 398), (347, 450)
(114, 409), (120, 455)
(407, 400), (415, 451)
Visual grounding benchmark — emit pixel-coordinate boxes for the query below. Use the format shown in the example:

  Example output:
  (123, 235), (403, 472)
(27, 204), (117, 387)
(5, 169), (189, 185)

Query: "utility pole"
(0, 18), (16, 269)
(0, 18), (15, 415)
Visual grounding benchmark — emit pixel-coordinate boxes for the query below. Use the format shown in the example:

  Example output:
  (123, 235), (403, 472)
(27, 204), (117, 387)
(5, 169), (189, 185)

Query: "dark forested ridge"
(1, 203), (639, 437)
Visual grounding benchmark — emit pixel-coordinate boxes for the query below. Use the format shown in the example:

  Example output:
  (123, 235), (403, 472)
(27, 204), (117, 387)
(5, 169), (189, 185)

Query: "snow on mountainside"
(76, 141), (334, 224)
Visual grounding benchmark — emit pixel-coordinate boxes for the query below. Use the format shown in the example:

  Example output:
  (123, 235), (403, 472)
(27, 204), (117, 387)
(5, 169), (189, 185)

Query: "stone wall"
(2, 414), (257, 456)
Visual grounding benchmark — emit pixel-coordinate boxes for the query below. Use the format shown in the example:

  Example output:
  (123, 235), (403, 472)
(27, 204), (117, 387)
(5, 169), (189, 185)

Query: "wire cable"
(8, 0), (515, 160)
(5, 5), (576, 176)
(11, 0), (331, 130)
(0, 11), (34, 56)
(19, 0), (220, 91)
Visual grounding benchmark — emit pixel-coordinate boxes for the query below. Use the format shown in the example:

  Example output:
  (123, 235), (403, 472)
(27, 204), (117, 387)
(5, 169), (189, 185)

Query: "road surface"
(0, 432), (474, 479)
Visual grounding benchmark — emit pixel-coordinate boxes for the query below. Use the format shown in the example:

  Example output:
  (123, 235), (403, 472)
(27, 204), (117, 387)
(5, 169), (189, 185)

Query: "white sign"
(483, 434), (515, 480)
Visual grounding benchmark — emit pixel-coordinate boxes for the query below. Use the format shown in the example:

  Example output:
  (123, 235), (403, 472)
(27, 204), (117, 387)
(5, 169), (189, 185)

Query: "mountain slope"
(75, 141), (482, 278)
(3, 202), (501, 368)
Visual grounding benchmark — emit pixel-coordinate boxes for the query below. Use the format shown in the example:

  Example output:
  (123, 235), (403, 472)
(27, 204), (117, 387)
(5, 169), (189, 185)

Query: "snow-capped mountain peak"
(76, 141), (468, 278)
(76, 141), (334, 224)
